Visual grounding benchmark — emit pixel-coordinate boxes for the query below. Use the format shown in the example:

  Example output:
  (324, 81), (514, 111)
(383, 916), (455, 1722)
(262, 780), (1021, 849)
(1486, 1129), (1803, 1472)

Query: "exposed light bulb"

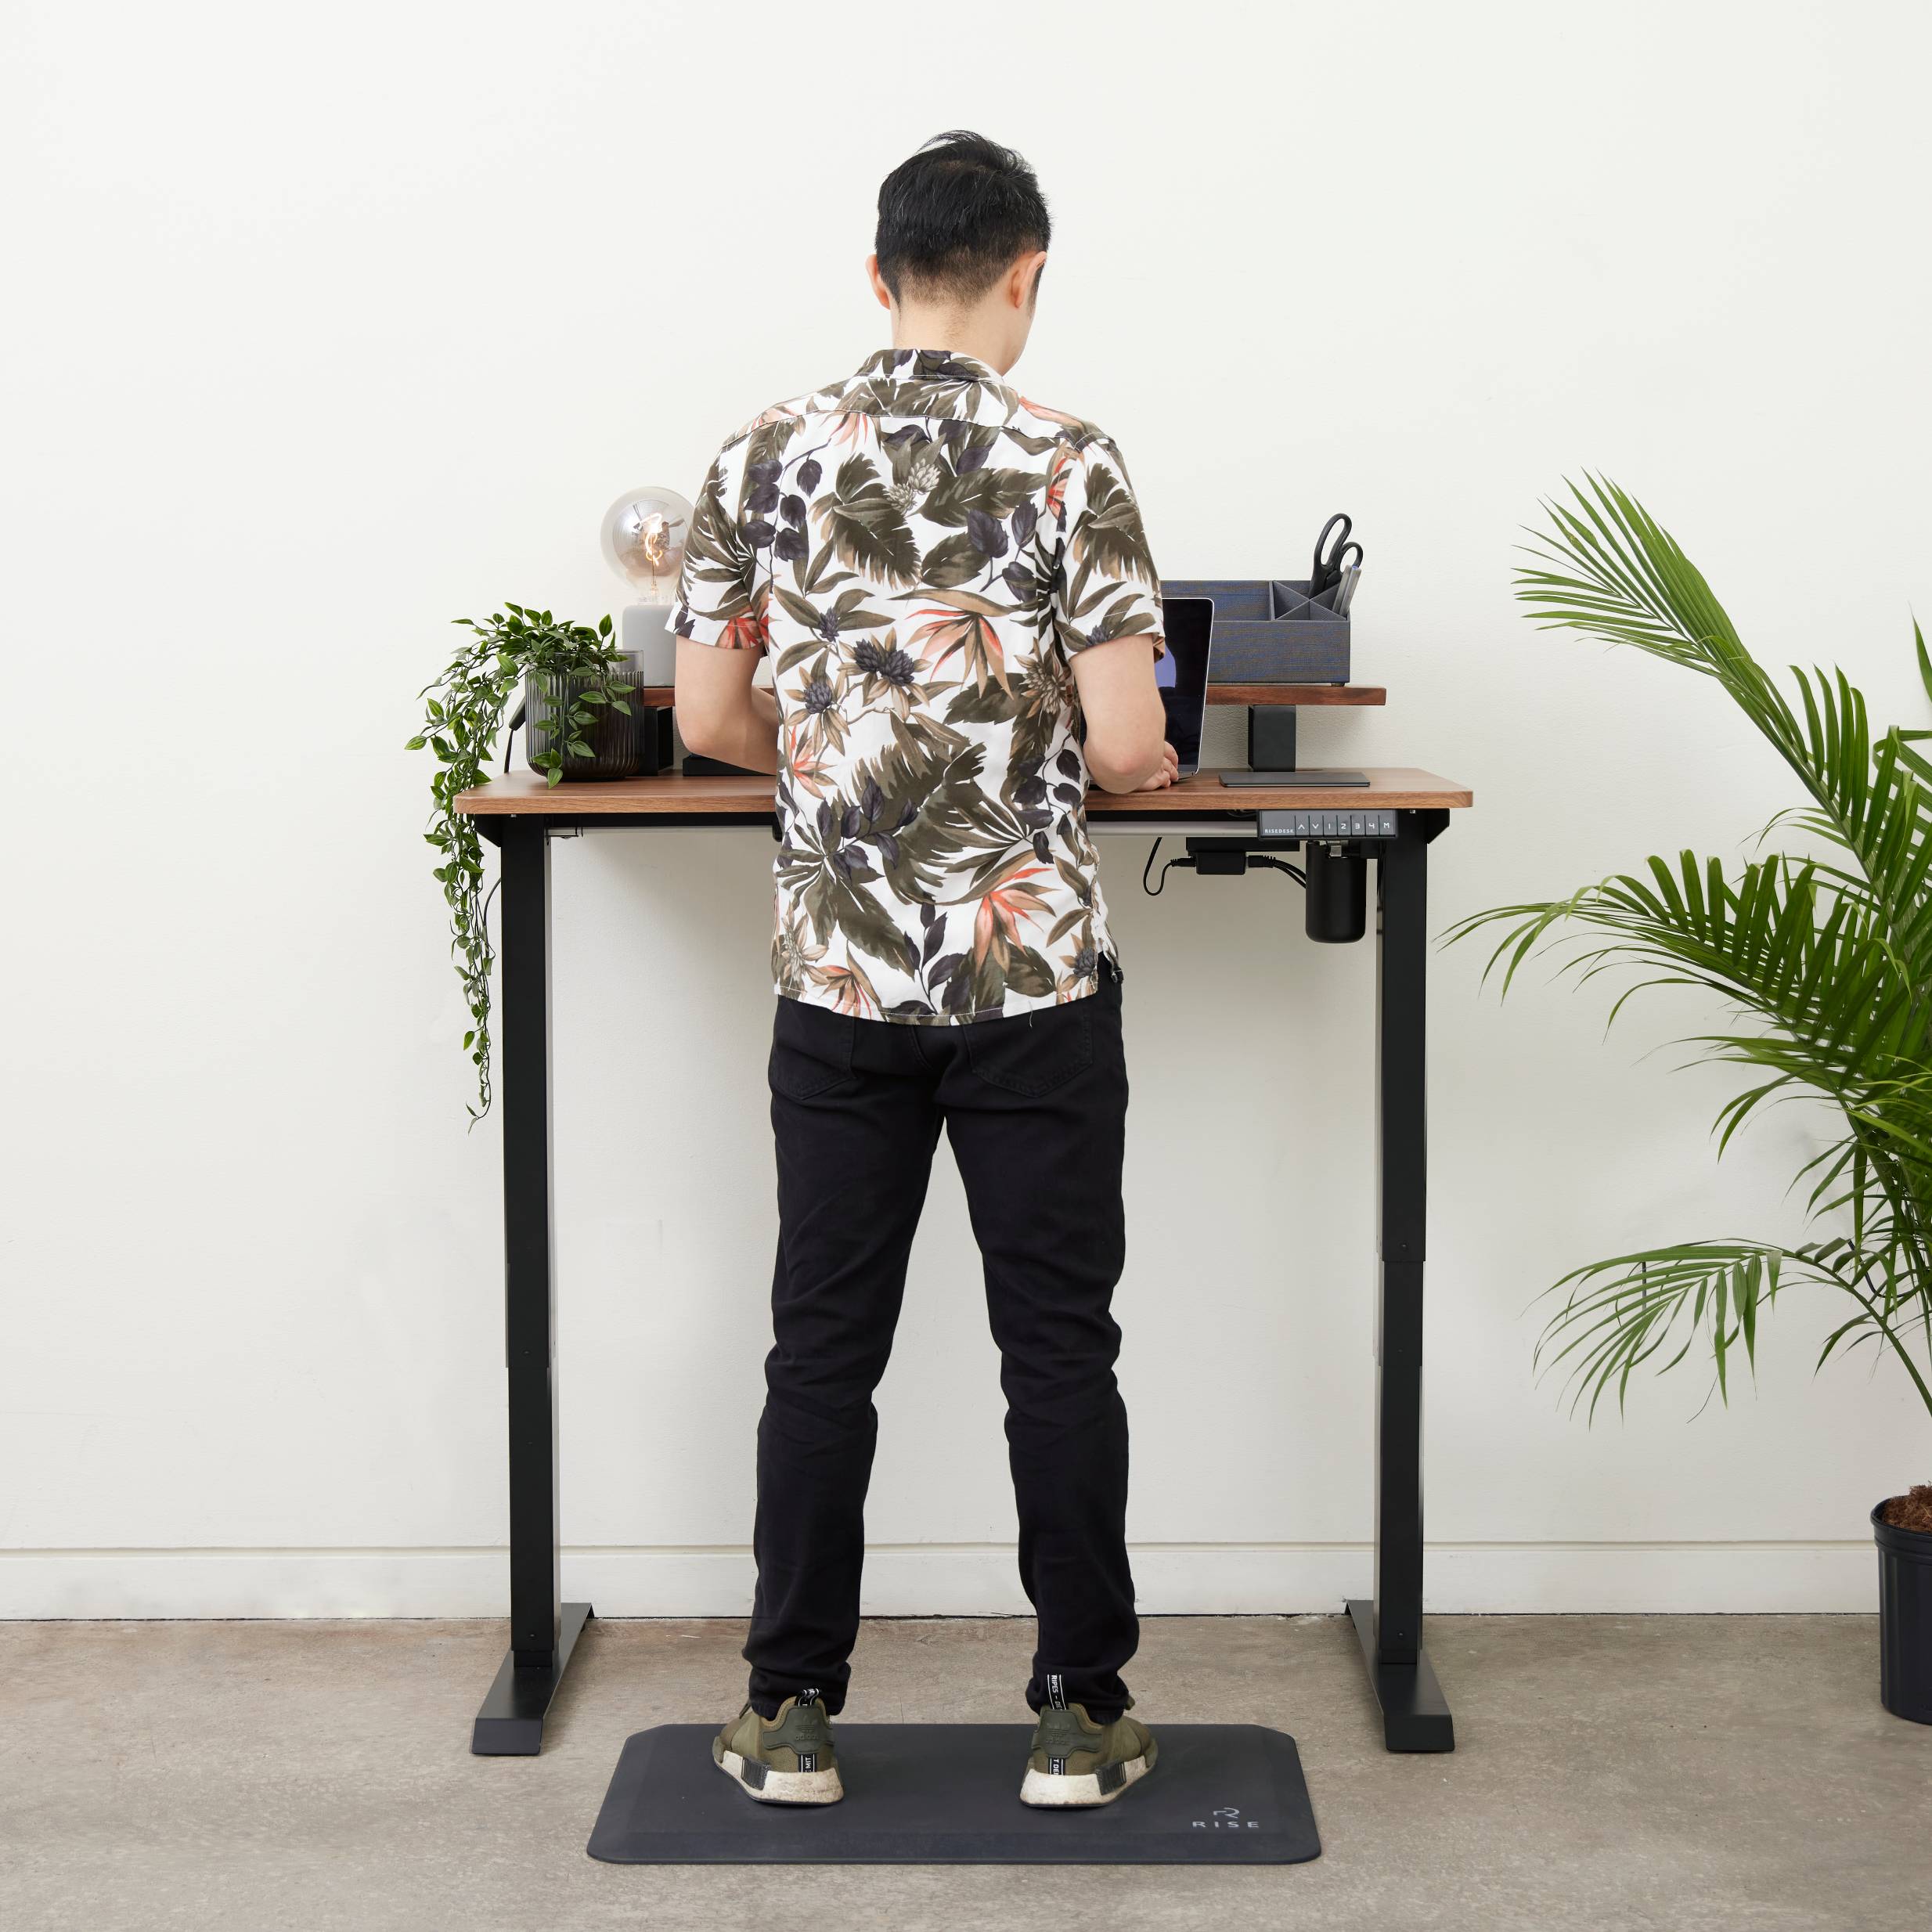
(600, 485), (694, 607)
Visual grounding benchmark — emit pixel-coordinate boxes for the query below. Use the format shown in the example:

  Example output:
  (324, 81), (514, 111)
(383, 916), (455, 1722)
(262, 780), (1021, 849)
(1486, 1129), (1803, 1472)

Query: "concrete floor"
(5, 1613), (1928, 1931)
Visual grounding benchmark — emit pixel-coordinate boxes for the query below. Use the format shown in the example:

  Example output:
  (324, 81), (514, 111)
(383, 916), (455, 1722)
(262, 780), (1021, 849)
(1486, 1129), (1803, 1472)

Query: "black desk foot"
(472, 1602), (594, 1755)
(1345, 1599), (1454, 1753)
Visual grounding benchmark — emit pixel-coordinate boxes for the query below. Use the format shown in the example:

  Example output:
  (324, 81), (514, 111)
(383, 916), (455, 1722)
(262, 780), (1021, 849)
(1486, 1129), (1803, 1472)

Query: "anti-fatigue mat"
(586, 1722), (1319, 1865)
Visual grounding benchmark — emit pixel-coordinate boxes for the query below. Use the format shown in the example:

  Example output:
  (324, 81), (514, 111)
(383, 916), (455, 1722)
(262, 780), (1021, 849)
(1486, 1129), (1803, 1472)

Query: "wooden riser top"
(1207, 683), (1384, 705)
(456, 766), (1470, 817)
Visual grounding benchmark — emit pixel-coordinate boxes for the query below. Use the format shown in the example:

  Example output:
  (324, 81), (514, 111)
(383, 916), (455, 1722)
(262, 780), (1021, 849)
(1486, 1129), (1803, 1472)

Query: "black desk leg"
(1346, 812), (1454, 1751)
(473, 819), (593, 1755)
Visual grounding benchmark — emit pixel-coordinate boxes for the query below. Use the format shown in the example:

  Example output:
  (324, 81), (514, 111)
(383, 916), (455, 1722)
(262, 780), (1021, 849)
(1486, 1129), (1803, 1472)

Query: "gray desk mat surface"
(587, 1722), (1320, 1865)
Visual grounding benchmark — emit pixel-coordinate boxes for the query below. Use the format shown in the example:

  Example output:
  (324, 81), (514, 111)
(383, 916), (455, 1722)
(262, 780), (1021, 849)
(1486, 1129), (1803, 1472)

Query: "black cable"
(1141, 838), (1196, 897)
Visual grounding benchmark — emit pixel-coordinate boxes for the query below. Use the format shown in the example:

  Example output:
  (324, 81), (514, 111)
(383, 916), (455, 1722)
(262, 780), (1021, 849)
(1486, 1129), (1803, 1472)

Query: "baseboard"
(0, 1540), (1877, 1620)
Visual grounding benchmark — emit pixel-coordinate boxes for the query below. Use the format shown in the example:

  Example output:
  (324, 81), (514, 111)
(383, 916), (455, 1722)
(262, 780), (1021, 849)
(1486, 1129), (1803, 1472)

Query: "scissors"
(1308, 512), (1364, 601)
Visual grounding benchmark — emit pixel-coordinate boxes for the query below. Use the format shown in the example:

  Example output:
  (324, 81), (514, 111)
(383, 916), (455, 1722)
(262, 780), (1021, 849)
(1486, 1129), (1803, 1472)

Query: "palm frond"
(1465, 478), (1932, 1431)
(1534, 1243), (1785, 1421)
(1519, 480), (1932, 993)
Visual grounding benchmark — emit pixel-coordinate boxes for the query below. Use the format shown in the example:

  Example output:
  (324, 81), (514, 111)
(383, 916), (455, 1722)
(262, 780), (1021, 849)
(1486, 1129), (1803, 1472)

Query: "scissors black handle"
(1309, 513), (1364, 599)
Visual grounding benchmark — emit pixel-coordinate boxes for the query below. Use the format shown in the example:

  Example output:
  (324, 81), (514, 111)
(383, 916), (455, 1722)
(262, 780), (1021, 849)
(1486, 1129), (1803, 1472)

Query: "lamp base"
(620, 603), (676, 683)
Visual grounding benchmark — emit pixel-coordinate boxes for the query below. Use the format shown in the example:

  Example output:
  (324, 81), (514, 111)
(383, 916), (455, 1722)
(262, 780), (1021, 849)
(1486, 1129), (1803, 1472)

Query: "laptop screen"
(1153, 595), (1214, 777)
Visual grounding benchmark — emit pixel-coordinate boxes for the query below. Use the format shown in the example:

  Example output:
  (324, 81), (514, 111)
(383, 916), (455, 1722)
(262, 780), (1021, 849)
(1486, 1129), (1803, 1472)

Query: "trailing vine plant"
(407, 604), (632, 1122)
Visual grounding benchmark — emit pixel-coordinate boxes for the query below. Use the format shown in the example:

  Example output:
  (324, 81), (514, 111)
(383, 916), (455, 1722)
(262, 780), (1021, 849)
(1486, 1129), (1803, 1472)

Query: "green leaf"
(413, 600), (621, 1123)
(917, 531), (987, 590)
(1447, 480), (1932, 1429)
(812, 456), (921, 586)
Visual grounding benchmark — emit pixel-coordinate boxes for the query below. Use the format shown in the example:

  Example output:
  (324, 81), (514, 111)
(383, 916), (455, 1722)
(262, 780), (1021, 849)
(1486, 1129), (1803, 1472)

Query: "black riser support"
(1247, 705), (1297, 772)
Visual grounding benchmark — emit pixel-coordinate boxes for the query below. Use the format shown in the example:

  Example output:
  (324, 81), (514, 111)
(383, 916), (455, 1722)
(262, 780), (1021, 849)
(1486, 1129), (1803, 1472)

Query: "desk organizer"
(1161, 579), (1350, 684)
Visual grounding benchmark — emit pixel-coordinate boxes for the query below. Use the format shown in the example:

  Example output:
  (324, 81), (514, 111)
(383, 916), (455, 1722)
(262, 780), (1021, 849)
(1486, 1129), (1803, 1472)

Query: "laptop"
(1153, 594), (1213, 778)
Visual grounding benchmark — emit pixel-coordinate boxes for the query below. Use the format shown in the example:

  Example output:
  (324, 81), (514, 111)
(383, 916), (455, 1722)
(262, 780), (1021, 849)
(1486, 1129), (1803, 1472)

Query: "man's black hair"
(874, 131), (1051, 306)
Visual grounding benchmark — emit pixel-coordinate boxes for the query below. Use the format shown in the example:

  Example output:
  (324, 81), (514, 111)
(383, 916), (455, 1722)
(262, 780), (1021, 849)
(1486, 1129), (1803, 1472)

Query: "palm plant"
(1453, 478), (1932, 1457)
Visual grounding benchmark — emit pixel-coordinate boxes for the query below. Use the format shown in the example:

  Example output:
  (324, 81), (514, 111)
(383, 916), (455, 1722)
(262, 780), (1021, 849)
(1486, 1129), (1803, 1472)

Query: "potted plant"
(1455, 478), (1932, 1724)
(406, 604), (636, 1121)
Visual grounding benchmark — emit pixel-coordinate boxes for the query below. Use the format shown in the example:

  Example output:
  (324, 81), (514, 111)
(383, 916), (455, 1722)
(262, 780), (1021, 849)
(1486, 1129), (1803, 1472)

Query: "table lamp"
(600, 485), (692, 683)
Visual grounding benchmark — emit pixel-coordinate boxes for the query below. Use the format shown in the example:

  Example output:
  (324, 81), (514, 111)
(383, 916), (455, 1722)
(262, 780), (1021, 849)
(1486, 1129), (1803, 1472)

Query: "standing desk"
(454, 752), (1472, 1757)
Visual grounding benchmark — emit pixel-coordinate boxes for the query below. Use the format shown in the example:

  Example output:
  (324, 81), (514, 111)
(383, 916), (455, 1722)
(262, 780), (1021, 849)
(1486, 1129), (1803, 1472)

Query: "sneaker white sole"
(1019, 1747), (1155, 1808)
(712, 1739), (844, 1805)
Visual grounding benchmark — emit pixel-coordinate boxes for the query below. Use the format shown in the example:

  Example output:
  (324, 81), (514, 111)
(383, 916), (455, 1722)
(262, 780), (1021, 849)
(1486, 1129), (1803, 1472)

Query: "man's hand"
(1135, 742), (1180, 790)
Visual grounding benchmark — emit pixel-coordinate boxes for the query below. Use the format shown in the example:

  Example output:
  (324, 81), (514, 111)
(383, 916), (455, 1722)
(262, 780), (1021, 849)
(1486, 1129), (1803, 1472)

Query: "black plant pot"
(1873, 1499), (1932, 1724)
(524, 661), (646, 782)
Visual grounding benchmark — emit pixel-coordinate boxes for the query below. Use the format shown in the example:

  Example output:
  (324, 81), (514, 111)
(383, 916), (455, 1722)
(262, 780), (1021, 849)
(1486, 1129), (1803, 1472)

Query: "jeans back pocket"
(962, 1001), (1095, 1098)
(769, 997), (857, 1100)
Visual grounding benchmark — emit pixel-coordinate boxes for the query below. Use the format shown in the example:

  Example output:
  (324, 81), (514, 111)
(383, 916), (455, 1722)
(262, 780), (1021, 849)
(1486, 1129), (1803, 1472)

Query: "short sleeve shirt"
(673, 348), (1163, 1025)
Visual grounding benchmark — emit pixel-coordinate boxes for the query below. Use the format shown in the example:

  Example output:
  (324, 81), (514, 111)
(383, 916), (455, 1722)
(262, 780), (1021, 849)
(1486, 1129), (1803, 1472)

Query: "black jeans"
(744, 965), (1137, 1722)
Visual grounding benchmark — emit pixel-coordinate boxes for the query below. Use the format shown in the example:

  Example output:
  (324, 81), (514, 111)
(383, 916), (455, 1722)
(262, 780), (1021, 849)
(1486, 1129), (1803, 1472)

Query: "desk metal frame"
(466, 797), (1454, 1756)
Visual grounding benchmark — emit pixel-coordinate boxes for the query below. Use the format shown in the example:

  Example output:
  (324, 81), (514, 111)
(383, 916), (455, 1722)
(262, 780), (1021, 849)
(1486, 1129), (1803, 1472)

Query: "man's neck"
(889, 309), (1015, 376)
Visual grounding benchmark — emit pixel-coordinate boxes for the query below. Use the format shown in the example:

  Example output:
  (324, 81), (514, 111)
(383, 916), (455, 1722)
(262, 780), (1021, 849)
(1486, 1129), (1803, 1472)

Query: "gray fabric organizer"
(1161, 578), (1351, 684)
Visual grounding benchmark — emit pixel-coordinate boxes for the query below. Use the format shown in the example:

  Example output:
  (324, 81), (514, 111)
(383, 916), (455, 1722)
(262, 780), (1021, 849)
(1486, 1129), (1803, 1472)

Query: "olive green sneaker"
(712, 1690), (843, 1805)
(1020, 1692), (1157, 1808)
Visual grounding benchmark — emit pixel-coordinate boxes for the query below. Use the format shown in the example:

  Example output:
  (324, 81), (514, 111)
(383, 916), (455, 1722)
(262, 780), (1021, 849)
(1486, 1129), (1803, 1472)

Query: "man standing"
(675, 131), (1172, 1810)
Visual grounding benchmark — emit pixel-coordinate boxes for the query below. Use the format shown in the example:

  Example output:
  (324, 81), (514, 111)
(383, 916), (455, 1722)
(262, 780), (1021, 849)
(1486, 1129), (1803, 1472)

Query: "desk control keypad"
(1258, 809), (1400, 841)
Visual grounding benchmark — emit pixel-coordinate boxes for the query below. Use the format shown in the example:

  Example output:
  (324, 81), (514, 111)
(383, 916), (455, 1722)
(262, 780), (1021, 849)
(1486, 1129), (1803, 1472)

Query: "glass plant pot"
(523, 654), (647, 782)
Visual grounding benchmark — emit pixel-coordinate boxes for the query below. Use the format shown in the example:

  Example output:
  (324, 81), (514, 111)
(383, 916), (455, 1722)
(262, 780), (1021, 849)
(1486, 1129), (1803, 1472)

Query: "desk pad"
(586, 1721), (1319, 1865)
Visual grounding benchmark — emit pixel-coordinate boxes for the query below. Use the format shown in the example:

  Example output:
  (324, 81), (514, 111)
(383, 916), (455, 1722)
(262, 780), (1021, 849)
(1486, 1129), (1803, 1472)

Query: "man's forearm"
(1069, 634), (1171, 791)
(1084, 737), (1168, 792)
(688, 685), (780, 773)
(674, 637), (780, 772)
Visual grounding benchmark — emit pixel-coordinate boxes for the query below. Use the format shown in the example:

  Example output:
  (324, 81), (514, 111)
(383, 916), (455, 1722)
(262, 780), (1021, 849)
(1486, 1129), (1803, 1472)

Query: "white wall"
(5, 0), (1930, 1620)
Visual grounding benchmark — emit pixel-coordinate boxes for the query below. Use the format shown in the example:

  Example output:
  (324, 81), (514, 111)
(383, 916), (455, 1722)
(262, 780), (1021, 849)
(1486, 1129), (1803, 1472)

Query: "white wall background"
(5, 0), (1930, 1621)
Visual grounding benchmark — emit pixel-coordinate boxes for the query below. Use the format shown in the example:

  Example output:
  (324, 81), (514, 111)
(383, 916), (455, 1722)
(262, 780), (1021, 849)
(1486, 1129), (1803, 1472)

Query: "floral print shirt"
(674, 348), (1164, 1024)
